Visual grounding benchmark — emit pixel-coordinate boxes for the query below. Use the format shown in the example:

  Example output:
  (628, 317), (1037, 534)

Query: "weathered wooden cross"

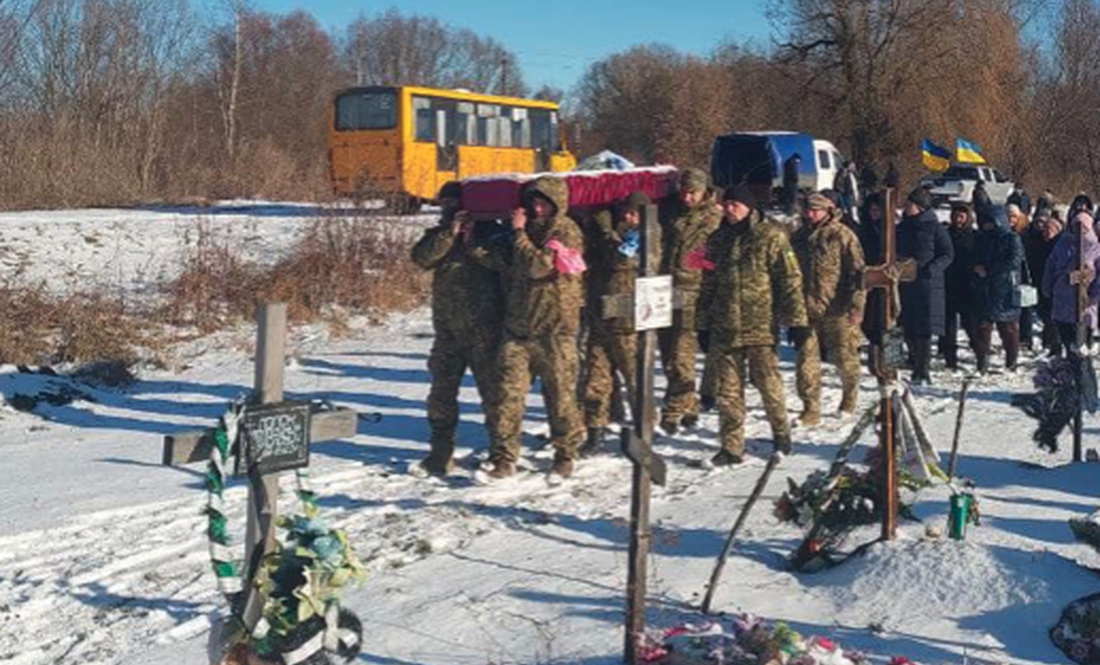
(161, 303), (358, 631)
(1069, 220), (1093, 463)
(598, 205), (670, 665)
(862, 188), (917, 540)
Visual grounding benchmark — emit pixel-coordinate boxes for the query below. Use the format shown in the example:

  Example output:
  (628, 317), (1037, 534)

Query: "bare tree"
(341, 10), (526, 96)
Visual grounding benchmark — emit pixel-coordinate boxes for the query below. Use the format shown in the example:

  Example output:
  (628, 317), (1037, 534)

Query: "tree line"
(0, 2), (527, 209)
(0, 0), (1095, 210)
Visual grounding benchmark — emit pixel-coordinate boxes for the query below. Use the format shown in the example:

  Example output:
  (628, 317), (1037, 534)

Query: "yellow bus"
(329, 85), (577, 212)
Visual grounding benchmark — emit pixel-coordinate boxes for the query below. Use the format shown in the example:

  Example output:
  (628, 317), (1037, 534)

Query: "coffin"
(460, 166), (679, 218)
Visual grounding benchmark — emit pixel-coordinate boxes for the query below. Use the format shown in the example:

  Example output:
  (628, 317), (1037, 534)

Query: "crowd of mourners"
(410, 167), (1100, 481)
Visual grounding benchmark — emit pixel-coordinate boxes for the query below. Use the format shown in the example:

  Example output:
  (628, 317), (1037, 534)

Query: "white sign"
(635, 276), (674, 331)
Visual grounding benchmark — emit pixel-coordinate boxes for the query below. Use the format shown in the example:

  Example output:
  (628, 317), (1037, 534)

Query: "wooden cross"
(614, 205), (670, 665)
(161, 303), (358, 630)
(1069, 222), (1093, 463)
(861, 189), (916, 541)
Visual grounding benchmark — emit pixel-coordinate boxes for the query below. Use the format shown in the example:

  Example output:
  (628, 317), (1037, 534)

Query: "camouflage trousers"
(658, 305), (700, 423)
(426, 325), (501, 460)
(795, 317), (861, 413)
(715, 344), (790, 455)
(583, 329), (637, 429)
(493, 334), (585, 462)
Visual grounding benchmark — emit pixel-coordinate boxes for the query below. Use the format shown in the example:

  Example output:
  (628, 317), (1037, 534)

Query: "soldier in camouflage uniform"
(659, 168), (722, 435)
(472, 176), (586, 479)
(790, 193), (867, 423)
(579, 192), (658, 456)
(410, 182), (504, 475)
(697, 186), (809, 465)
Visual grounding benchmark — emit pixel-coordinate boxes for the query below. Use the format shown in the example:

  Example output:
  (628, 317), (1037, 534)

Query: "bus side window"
(414, 96), (434, 142)
(477, 104), (501, 146)
(512, 107), (530, 148)
(456, 102), (475, 145)
(531, 110), (551, 152)
(496, 108), (512, 148)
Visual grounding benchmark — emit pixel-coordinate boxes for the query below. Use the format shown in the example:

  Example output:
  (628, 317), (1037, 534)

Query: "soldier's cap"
(679, 168), (710, 193)
(806, 193), (834, 211)
(618, 191), (651, 213)
(437, 181), (462, 201)
(722, 184), (756, 209)
(907, 187), (933, 211)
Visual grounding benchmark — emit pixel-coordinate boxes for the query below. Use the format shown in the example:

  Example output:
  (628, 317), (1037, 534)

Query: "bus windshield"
(335, 89), (397, 131)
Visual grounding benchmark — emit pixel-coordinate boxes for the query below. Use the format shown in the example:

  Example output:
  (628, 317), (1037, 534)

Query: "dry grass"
(0, 215), (428, 369)
(0, 282), (145, 366)
(160, 215), (430, 331)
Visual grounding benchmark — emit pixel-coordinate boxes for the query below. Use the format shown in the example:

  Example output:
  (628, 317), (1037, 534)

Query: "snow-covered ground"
(1, 204), (1098, 665)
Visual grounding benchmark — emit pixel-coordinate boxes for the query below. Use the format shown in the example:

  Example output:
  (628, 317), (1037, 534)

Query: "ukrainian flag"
(956, 137), (986, 165)
(921, 139), (951, 172)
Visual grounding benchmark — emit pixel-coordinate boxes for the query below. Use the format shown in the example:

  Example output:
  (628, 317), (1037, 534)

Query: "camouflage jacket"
(411, 215), (504, 334)
(790, 212), (867, 323)
(660, 193), (722, 309)
(585, 209), (661, 334)
(697, 210), (808, 348)
(471, 177), (585, 338)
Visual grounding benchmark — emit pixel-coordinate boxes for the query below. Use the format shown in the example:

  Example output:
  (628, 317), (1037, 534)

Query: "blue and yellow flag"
(956, 137), (986, 165)
(921, 139), (951, 172)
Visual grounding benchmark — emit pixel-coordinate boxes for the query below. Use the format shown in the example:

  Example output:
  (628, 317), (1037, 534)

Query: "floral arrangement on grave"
(1051, 593), (1100, 665)
(1010, 356), (1098, 452)
(774, 448), (924, 572)
(638, 614), (873, 665)
(206, 412), (365, 665)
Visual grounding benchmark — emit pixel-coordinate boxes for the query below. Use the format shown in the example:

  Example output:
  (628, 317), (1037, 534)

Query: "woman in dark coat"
(858, 193), (886, 346)
(941, 203), (978, 369)
(1026, 212), (1063, 355)
(971, 206), (1024, 373)
(897, 187), (955, 384)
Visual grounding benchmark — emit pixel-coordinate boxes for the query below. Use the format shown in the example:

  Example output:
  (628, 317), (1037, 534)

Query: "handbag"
(1018, 284), (1039, 308)
(1017, 254), (1038, 308)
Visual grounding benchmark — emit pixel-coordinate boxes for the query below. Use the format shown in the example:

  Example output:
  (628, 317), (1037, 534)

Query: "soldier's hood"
(525, 176), (569, 216)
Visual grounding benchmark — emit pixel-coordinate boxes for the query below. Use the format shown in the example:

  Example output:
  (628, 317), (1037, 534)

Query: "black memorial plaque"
(237, 401), (311, 476)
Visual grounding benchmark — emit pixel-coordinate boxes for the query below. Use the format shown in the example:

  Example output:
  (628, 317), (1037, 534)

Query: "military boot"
(659, 416), (680, 436)
(550, 451), (575, 479)
(795, 407), (821, 428)
(775, 434), (793, 455)
(838, 393), (858, 415)
(682, 414), (700, 429)
(578, 427), (606, 459)
(483, 458), (516, 479)
(711, 449), (744, 467)
(417, 452), (455, 477)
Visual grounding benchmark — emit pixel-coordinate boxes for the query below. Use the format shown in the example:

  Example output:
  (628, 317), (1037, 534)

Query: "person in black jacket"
(1008, 184), (1032, 217)
(885, 162), (901, 190)
(941, 203), (978, 370)
(860, 163), (879, 195)
(1007, 204), (1036, 351)
(858, 193), (886, 346)
(971, 206), (1024, 373)
(1027, 212), (1063, 355)
(782, 153), (802, 214)
(898, 187), (955, 385)
(972, 180), (993, 214)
